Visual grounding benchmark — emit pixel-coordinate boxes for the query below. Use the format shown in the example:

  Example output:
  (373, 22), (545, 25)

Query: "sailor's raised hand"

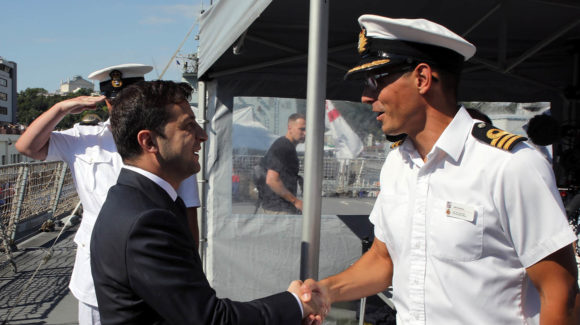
(57, 95), (106, 115)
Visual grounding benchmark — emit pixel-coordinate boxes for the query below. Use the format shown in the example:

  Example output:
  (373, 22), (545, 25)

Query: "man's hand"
(287, 280), (330, 325)
(57, 95), (106, 115)
(294, 198), (303, 212)
(300, 279), (331, 324)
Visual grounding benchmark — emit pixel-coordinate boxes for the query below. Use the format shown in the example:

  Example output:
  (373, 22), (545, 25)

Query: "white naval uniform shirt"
(46, 119), (200, 306)
(370, 107), (576, 325)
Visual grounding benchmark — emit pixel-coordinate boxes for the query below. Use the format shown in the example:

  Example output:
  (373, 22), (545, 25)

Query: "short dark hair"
(288, 113), (305, 123)
(434, 67), (460, 98)
(111, 80), (193, 161)
(402, 62), (461, 98)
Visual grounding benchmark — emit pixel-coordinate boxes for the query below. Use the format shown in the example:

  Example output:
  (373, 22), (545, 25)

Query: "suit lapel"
(117, 168), (175, 211)
(116, 169), (198, 262)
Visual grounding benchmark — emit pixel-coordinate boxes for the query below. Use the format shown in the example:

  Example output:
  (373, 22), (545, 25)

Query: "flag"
(325, 100), (364, 159)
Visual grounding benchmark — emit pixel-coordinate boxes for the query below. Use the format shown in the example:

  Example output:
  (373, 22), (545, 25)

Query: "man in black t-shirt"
(260, 113), (306, 214)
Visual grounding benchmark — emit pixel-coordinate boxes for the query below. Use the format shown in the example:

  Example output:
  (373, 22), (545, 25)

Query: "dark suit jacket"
(91, 169), (302, 325)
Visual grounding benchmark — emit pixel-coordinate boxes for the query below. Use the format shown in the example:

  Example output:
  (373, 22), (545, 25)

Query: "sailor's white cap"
(345, 15), (476, 79)
(88, 63), (153, 98)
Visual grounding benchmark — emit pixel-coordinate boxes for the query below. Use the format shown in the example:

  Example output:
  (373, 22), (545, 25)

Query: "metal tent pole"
(197, 80), (208, 271)
(300, 0), (329, 281)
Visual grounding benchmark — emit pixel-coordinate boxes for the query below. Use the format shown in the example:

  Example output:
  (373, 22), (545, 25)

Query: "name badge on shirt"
(446, 201), (475, 222)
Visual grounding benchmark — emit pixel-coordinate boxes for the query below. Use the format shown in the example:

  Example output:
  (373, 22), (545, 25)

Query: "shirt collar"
(430, 106), (473, 162)
(102, 118), (112, 135)
(122, 165), (178, 201)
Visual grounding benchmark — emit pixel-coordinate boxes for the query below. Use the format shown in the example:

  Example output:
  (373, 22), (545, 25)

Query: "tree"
(16, 88), (108, 129)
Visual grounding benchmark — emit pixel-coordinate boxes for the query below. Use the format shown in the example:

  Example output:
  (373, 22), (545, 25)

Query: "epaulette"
(390, 139), (404, 149)
(471, 122), (527, 151)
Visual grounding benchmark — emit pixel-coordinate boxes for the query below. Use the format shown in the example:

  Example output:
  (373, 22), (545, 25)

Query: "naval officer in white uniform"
(301, 15), (579, 324)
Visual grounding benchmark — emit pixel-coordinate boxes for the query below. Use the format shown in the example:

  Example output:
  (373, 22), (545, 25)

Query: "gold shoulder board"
(471, 122), (527, 151)
(390, 139), (404, 149)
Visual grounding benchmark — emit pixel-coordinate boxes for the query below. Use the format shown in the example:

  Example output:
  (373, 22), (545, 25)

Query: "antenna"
(159, 21), (197, 79)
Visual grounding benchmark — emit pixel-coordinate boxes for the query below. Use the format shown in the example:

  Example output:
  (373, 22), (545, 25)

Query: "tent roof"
(199, 0), (580, 104)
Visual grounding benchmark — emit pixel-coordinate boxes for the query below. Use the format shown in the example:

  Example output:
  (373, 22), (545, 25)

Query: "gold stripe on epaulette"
(472, 122), (527, 152)
(497, 134), (517, 149)
(503, 135), (523, 150)
(390, 140), (404, 149)
(487, 129), (510, 146)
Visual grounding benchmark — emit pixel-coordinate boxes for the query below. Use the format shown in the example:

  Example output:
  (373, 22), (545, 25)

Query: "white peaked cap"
(345, 15), (476, 78)
(88, 63), (153, 82)
(359, 15), (476, 61)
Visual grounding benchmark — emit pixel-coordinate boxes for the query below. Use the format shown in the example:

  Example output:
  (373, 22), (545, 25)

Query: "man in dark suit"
(90, 80), (327, 324)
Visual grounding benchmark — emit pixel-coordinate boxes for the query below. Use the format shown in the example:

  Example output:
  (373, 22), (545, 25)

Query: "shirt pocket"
(429, 198), (484, 261)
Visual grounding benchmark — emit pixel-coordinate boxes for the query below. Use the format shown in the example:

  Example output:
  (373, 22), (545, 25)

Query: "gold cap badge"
(110, 70), (123, 88)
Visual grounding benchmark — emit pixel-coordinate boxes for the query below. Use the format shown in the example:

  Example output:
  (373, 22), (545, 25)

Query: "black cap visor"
(345, 55), (412, 80)
(345, 39), (464, 80)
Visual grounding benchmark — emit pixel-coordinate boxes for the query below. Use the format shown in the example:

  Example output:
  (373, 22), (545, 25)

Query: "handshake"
(287, 279), (331, 325)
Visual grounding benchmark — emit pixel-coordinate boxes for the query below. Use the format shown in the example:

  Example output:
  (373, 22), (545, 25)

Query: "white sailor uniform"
(370, 107), (576, 324)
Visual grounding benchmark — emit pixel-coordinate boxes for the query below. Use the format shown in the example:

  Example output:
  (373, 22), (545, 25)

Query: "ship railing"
(0, 161), (78, 260)
(232, 155), (383, 201)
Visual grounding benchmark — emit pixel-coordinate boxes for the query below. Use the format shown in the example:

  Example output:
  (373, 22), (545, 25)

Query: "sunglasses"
(364, 66), (413, 90)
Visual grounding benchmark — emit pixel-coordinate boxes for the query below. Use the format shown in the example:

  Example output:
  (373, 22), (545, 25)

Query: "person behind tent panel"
(259, 113), (306, 214)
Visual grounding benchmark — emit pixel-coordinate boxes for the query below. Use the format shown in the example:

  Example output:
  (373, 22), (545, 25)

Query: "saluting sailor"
(15, 64), (201, 325)
(304, 15), (579, 324)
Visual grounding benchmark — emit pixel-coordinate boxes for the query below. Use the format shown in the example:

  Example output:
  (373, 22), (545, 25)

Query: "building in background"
(0, 57), (17, 124)
(0, 133), (33, 165)
(0, 56), (35, 165)
(58, 75), (93, 95)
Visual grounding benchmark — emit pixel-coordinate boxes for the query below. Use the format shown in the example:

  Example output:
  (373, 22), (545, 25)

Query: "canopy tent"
(195, 0), (580, 302)
(199, 0), (580, 114)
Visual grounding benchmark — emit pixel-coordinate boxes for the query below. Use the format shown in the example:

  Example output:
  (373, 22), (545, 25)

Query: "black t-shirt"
(260, 137), (300, 213)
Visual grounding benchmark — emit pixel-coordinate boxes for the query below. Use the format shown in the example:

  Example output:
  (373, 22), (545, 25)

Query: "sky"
(2, 0), (210, 92)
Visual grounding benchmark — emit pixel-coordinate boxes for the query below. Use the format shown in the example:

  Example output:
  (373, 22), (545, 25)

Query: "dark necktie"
(175, 196), (200, 260)
(175, 196), (187, 215)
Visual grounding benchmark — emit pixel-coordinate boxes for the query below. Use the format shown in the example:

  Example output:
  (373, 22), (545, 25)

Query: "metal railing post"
(50, 162), (68, 218)
(7, 164), (28, 244)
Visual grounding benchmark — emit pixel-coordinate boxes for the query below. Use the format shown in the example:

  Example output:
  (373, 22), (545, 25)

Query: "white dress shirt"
(370, 107), (576, 324)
